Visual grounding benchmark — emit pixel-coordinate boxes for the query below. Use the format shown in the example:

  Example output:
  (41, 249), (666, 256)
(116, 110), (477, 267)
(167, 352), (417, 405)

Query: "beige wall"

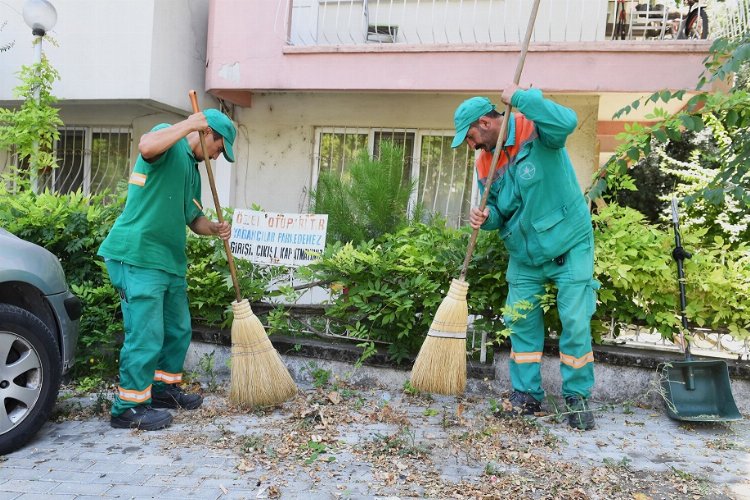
(229, 91), (600, 214)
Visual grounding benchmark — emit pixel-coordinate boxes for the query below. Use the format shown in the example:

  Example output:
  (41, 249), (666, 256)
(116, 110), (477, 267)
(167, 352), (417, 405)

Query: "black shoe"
(151, 385), (203, 410)
(565, 396), (595, 431)
(497, 391), (542, 417)
(110, 405), (173, 431)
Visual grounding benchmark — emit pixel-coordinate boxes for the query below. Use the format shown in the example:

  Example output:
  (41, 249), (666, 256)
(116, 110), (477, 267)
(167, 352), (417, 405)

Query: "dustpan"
(659, 198), (742, 422)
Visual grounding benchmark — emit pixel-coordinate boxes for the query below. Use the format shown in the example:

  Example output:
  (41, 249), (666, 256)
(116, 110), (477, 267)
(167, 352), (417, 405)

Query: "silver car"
(0, 228), (81, 454)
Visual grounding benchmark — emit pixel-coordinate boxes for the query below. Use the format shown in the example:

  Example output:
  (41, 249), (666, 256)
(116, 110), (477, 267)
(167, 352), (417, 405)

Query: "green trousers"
(105, 260), (192, 416)
(504, 234), (599, 401)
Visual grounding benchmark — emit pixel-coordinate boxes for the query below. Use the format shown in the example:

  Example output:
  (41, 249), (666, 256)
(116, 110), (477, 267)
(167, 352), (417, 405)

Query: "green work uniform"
(477, 88), (598, 401)
(98, 124), (203, 416)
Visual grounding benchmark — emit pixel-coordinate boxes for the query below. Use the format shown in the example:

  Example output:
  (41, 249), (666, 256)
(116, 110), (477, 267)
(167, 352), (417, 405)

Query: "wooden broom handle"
(189, 90), (242, 302)
(459, 0), (541, 281)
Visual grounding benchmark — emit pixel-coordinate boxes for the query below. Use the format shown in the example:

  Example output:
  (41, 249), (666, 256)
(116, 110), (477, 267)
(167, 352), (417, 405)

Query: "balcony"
(286, 0), (745, 46)
(206, 0), (745, 105)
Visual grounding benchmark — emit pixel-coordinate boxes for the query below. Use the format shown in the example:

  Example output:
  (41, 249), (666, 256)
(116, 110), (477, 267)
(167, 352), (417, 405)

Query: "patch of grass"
(370, 426), (430, 458)
(240, 434), (266, 454)
(306, 363), (332, 389)
(301, 439), (336, 465)
(603, 456), (632, 469)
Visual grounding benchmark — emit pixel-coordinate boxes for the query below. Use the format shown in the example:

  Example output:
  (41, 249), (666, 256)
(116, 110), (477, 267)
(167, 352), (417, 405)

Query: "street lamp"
(22, 0), (57, 192)
(23, 0), (57, 39)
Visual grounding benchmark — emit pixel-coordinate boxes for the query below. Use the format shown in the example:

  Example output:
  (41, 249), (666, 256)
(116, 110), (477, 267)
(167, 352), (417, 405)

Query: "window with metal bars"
(39, 127), (132, 196)
(314, 128), (476, 227)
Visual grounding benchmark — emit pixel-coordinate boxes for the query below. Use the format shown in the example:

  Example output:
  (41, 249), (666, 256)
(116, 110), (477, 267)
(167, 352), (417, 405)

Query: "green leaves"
(589, 34), (750, 211)
(0, 55), (62, 173)
(311, 141), (416, 244)
(592, 204), (750, 341)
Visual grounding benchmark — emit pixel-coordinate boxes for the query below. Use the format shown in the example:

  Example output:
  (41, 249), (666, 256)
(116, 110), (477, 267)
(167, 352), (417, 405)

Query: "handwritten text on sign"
(229, 210), (328, 267)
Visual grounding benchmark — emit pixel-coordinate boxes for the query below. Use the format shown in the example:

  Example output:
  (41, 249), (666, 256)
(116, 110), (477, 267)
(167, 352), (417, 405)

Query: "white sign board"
(229, 210), (328, 267)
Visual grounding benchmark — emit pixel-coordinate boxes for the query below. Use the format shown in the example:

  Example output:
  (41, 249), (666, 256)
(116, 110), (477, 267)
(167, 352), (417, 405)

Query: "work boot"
(110, 405), (173, 431)
(151, 385), (203, 410)
(565, 396), (596, 431)
(496, 390), (542, 417)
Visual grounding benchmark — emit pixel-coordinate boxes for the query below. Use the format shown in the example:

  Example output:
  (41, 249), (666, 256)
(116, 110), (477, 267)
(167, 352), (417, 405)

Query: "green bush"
(592, 203), (750, 340)
(2, 174), (747, 379)
(185, 217), (292, 328)
(0, 174), (123, 377)
(304, 220), (509, 364)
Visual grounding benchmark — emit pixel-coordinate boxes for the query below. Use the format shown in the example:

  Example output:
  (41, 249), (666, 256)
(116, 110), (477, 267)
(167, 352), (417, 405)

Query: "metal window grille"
(41, 127), (132, 196)
(314, 127), (476, 227)
(416, 134), (475, 227)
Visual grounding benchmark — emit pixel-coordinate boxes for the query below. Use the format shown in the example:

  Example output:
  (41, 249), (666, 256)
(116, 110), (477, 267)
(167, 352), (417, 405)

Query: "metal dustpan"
(659, 199), (742, 422)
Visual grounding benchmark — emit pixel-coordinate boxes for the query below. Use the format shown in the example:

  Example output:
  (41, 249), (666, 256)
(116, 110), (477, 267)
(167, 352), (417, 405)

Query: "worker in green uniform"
(99, 108), (236, 431)
(452, 84), (598, 430)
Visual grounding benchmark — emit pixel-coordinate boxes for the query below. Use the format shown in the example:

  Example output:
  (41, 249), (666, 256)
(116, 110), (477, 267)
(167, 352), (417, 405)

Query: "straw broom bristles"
(229, 299), (297, 407)
(410, 279), (468, 395)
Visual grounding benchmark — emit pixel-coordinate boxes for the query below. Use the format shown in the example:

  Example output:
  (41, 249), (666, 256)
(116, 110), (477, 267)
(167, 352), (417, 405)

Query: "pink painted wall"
(206, 0), (710, 103)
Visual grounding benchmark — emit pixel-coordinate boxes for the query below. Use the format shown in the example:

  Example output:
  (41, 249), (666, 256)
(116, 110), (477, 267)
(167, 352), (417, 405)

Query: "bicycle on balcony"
(671, 0), (709, 39)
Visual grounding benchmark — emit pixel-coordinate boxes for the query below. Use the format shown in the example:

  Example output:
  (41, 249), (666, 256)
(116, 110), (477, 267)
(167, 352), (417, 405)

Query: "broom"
(189, 91), (297, 407)
(410, 0), (541, 395)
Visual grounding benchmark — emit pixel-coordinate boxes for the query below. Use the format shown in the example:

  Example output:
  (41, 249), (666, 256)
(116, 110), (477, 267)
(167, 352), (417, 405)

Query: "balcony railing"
(282, 0), (748, 47)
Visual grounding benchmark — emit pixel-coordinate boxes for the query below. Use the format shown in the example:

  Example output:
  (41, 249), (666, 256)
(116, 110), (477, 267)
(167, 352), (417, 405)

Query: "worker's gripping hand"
(469, 207), (489, 230)
(186, 111), (210, 134)
(214, 221), (231, 240)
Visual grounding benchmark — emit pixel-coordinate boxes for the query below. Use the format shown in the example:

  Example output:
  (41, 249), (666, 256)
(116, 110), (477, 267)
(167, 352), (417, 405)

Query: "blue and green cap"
(451, 96), (496, 148)
(204, 109), (236, 162)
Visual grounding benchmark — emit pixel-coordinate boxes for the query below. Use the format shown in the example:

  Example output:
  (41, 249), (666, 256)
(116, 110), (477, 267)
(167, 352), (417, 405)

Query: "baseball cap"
(451, 96), (496, 148)
(204, 109), (236, 162)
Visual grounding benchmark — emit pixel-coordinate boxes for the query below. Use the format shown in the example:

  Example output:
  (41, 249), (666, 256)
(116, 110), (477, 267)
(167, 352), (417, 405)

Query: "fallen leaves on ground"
(57, 381), (731, 499)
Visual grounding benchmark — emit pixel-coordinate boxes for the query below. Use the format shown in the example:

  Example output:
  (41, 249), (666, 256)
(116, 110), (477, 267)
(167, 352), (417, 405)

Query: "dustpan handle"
(189, 90), (243, 302)
(671, 197), (692, 360)
(459, 0), (541, 281)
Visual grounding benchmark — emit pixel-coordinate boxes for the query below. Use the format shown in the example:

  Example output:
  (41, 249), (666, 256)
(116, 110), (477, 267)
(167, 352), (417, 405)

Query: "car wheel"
(0, 304), (61, 455)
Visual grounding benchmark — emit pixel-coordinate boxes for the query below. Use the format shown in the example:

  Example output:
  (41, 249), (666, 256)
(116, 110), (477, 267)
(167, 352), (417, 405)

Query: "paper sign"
(229, 210), (328, 267)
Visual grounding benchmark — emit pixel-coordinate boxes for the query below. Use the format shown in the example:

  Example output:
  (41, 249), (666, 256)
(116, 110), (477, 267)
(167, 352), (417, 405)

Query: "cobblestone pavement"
(0, 380), (748, 499)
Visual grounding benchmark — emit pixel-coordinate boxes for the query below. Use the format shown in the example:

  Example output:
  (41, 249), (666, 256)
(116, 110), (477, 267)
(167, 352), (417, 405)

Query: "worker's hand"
(469, 207), (489, 229)
(213, 221), (231, 240)
(186, 111), (210, 134)
(501, 83), (522, 106)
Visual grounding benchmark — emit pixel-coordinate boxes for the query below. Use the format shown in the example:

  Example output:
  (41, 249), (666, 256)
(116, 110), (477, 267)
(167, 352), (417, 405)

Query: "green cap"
(204, 109), (236, 162)
(451, 96), (495, 148)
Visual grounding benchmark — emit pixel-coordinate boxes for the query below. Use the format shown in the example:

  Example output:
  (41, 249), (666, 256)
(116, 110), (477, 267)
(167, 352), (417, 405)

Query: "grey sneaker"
(110, 406), (173, 431)
(565, 396), (595, 430)
(496, 390), (542, 417)
(151, 385), (203, 410)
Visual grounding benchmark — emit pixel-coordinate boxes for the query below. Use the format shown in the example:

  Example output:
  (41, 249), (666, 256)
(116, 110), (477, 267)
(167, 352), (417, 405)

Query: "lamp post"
(22, 0), (57, 192)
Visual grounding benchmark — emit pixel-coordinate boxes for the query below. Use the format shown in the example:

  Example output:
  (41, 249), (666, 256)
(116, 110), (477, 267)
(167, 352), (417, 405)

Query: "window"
(416, 134), (475, 227)
(40, 127), (132, 195)
(314, 127), (476, 227)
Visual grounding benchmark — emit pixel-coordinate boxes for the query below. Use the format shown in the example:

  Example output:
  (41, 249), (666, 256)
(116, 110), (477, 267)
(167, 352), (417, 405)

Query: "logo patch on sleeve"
(129, 172), (147, 186)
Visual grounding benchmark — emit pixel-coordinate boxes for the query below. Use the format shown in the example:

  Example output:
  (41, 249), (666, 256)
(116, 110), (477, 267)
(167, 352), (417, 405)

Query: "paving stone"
(48, 480), (111, 495)
(0, 479), (57, 494)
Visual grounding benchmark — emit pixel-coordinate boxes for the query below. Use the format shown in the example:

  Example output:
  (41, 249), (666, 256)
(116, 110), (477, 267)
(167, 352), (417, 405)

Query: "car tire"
(0, 304), (61, 455)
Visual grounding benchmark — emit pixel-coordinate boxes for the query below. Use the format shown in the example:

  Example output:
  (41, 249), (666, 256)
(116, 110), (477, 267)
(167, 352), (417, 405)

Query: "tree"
(0, 54), (62, 177)
(311, 141), (418, 244)
(588, 32), (750, 255)
(588, 32), (750, 219)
